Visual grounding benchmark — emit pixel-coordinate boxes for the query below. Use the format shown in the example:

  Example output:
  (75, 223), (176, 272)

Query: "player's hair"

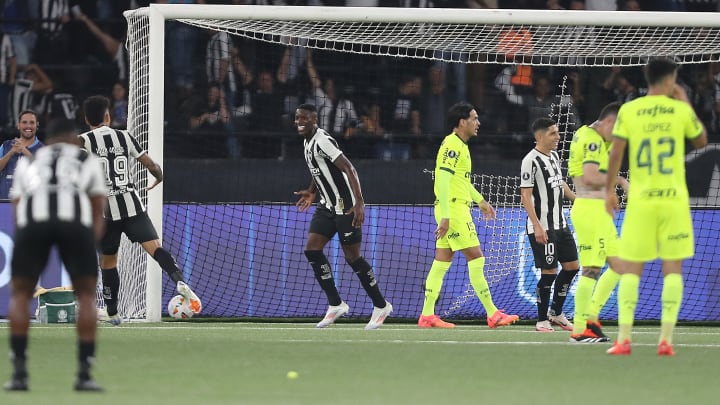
(598, 101), (622, 120)
(45, 118), (78, 140)
(296, 103), (317, 113)
(83, 95), (111, 126)
(531, 117), (556, 134)
(644, 57), (678, 86)
(447, 102), (475, 129)
(17, 109), (37, 123)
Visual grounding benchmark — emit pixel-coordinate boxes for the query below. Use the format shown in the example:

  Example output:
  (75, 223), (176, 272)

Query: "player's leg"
(418, 205), (455, 328)
(59, 223), (103, 391)
(549, 228), (578, 331)
(656, 204), (694, 355)
(587, 214), (622, 324)
(528, 232), (558, 332)
(99, 219), (122, 323)
(608, 260), (642, 355)
(5, 225), (51, 391)
(306, 207), (347, 328)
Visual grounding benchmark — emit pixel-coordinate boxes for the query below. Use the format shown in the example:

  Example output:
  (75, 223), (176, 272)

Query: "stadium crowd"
(0, 0), (719, 160)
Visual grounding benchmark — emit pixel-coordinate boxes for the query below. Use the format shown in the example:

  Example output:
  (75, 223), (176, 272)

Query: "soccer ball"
(167, 295), (194, 319)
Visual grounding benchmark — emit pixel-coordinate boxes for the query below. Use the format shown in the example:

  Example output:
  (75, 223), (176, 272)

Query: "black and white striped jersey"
(520, 148), (568, 233)
(79, 126), (146, 221)
(303, 128), (355, 214)
(40, 0), (69, 33)
(10, 143), (106, 229)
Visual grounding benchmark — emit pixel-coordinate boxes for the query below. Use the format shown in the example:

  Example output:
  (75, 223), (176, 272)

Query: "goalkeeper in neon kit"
(605, 57), (707, 356)
(418, 102), (519, 329)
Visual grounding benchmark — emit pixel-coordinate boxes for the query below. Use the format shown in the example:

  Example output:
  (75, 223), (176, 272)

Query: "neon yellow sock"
(588, 267), (621, 322)
(468, 257), (498, 315)
(572, 275), (596, 335)
(617, 273), (640, 342)
(421, 260), (452, 316)
(660, 273), (683, 344)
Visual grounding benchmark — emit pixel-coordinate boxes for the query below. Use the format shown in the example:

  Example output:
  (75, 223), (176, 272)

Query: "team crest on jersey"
(588, 142), (598, 152)
(447, 150), (457, 158)
(522, 172), (531, 181)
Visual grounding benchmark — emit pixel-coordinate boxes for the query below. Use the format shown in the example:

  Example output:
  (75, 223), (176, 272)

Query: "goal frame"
(126, 4), (720, 321)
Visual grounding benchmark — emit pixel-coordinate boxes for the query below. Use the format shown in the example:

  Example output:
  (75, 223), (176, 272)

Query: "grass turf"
(1, 322), (718, 404)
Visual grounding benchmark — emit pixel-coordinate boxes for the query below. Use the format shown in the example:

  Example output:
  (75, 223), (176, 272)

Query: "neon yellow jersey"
(613, 95), (703, 202)
(434, 132), (472, 203)
(568, 125), (609, 178)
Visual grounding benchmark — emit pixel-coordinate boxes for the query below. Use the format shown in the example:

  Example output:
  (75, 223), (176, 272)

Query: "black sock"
(550, 269), (578, 316)
(78, 341), (96, 380)
(536, 273), (555, 321)
(304, 250), (342, 306)
(10, 335), (28, 377)
(102, 268), (120, 316)
(348, 257), (386, 308)
(153, 248), (185, 283)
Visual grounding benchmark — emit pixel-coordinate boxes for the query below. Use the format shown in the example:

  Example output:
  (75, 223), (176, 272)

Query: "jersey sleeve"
(315, 134), (343, 162)
(85, 155), (109, 197)
(520, 155), (535, 188)
(436, 138), (461, 174)
(124, 130), (146, 159)
(582, 134), (604, 166)
(684, 104), (704, 140)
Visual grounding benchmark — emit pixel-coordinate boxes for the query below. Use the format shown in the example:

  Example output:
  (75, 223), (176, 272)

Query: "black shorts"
(309, 206), (362, 245)
(12, 221), (98, 280)
(528, 227), (578, 269)
(101, 212), (159, 255)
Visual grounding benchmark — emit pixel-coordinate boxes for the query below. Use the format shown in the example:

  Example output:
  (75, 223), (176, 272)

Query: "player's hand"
(435, 218), (449, 240)
(146, 178), (161, 191)
(479, 200), (496, 220)
(345, 202), (365, 228)
(534, 226), (548, 245)
(617, 176), (629, 194)
(294, 189), (315, 212)
(671, 83), (690, 103)
(10, 139), (25, 154)
(605, 191), (619, 217)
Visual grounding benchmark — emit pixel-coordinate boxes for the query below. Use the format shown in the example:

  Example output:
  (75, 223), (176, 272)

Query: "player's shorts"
(434, 200), (480, 252)
(570, 198), (618, 268)
(309, 205), (362, 245)
(101, 212), (159, 255)
(620, 200), (694, 262)
(12, 221), (98, 279)
(527, 227), (578, 269)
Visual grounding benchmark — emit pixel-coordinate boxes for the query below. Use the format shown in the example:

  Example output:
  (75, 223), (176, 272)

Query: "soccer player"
(418, 101), (519, 329)
(293, 103), (393, 330)
(5, 119), (106, 391)
(79, 95), (202, 325)
(520, 118), (579, 332)
(605, 58), (707, 356)
(0, 110), (43, 199)
(567, 101), (628, 343)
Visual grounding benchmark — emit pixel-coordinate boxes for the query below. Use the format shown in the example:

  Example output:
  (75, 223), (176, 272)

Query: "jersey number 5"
(636, 137), (675, 175)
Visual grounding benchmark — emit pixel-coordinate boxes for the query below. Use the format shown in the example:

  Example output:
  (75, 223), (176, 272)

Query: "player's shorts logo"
(545, 255), (554, 264)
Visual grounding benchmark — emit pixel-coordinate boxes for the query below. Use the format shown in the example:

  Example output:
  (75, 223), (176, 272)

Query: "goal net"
(123, 5), (720, 322)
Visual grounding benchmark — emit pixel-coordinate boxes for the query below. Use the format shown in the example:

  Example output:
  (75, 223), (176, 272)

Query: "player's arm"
(520, 186), (547, 244)
(137, 154), (163, 191)
(0, 144), (13, 172)
(333, 154), (365, 228)
(605, 136), (626, 216)
(468, 183), (494, 220)
(672, 84), (708, 149)
(86, 155), (108, 240)
(434, 167), (452, 240)
(294, 179), (317, 212)
(562, 181), (576, 202)
(581, 161), (605, 187)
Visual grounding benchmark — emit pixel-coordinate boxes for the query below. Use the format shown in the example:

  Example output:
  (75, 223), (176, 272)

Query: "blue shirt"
(0, 137), (43, 199)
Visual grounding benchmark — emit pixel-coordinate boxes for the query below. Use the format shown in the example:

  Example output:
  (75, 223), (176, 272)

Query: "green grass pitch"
(1, 322), (718, 404)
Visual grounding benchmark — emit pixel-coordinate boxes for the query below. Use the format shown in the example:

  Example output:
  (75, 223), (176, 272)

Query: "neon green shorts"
(570, 198), (618, 268)
(434, 202), (480, 252)
(620, 201), (694, 262)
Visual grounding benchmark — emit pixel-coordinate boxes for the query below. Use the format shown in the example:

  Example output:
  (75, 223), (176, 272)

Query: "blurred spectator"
(602, 67), (643, 103)
(688, 65), (718, 140)
(160, 0), (206, 97)
(0, 33), (16, 127)
(229, 40), (254, 127)
(9, 63), (53, 125)
(421, 64), (452, 136)
(1, 0), (37, 71)
(35, 0), (71, 65)
(387, 74), (422, 136)
(110, 81), (128, 129)
(189, 82), (230, 133)
(206, 30), (236, 115)
(0, 110), (42, 199)
(585, 0), (616, 10)
(305, 49), (359, 138)
(75, 10), (128, 82)
(619, 0), (641, 10)
(354, 103), (385, 138)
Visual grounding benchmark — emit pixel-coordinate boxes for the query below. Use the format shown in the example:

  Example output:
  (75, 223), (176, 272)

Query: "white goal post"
(123, 5), (720, 321)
